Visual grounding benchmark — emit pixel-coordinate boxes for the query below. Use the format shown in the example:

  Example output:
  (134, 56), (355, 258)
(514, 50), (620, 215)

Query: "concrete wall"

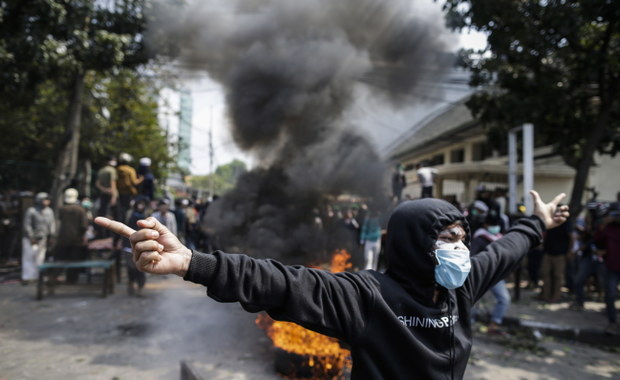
(393, 128), (620, 211)
(588, 153), (620, 202)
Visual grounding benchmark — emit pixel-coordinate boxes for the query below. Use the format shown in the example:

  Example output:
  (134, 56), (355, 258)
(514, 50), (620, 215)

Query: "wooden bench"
(37, 260), (116, 300)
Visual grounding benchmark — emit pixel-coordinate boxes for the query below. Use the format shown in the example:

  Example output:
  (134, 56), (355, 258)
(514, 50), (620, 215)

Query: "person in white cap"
(53, 188), (89, 283)
(21, 192), (55, 284)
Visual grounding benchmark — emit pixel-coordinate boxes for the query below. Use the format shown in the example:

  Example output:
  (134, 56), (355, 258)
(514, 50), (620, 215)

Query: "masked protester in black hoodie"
(95, 190), (569, 380)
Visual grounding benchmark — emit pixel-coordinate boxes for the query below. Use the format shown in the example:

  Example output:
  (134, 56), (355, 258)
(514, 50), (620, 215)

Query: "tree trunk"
(80, 159), (92, 198)
(567, 106), (612, 221)
(50, 72), (85, 212)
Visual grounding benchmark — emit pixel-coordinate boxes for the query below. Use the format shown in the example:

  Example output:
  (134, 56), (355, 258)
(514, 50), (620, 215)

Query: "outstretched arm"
(466, 191), (570, 301)
(94, 216), (192, 277)
(96, 215), (372, 341)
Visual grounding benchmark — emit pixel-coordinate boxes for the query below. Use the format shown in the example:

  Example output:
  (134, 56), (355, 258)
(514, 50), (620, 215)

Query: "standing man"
(137, 157), (155, 202)
(54, 188), (89, 283)
(539, 220), (572, 303)
(360, 208), (383, 270)
(391, 163), (407, 202)
(595, 203), (620, 335)
(95, 156), (118, 219)
(152, 198), (177, 235)
(115, 152), (142, 279)
(21, 192), (55, 284)
(116, 152), (143, 223)
(95, 156), (117, 239)
(470, 214), (511, 335)
(416, 162), (438, 199)
(335, 208), (360, 266)
(173, 198), (187, 244)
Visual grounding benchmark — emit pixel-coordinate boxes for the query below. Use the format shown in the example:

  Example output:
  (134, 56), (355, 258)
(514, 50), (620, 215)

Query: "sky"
(160, 1), (488, 176)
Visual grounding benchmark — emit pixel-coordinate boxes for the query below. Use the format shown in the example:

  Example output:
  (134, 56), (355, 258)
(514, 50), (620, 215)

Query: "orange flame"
(329, 249), (352, 273)
(256, 249), (353, 379)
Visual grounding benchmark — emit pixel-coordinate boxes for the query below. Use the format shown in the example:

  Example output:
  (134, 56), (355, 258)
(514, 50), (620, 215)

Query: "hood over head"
(384, 198), (469, 302)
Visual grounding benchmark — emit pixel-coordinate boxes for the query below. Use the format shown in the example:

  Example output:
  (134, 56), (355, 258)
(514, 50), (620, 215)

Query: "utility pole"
(209, 105), (214, 199)
(508, 123), (534, 215)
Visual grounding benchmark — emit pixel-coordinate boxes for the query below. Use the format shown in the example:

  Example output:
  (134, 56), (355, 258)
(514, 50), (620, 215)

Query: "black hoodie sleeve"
(464, 216), (544, 302)
(183, 250), (375, 342)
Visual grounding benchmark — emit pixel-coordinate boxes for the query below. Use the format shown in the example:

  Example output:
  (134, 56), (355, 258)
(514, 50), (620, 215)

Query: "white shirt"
(417, 167), (438, 187)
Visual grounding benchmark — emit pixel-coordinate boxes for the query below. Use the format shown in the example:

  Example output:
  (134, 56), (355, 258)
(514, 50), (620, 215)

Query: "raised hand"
(94, 216), (192, 277)
(530, 190), (570, 230)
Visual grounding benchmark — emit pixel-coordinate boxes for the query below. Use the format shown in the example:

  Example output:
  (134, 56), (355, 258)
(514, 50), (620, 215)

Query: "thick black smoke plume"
(148, 0), (453, 262)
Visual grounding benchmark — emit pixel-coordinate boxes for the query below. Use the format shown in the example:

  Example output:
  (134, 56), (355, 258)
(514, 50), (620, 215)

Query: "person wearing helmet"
(95, 190), (569, 379)
(116, 153), (143, 223)
(137, 157), (155, 201)
(21, 192), (56, 284)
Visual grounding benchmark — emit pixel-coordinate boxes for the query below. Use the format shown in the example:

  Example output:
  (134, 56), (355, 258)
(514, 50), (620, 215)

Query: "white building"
(386, 69), (620, 211)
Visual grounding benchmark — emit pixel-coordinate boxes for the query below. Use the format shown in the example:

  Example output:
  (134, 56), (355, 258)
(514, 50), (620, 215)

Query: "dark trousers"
(574, 256), (605, 305)
(114, 193), (133, 247)
(527, 247), (544, 286)
(96, 193), (114, 238)
(117, 194), (133, 223)
(97, 193), (113, 218)
(421, 186), (433, 198)
(126, 254), (146, 288)
(541, 254), (566, 301)
(53, 245), (88, 284)
(604, 268), (619, 323)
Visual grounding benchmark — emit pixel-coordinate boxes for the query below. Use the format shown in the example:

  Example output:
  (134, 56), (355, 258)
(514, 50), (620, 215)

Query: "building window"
(429, 154), (444, 166)
(472, 142), (492, 161)
(450, 148), (465, 163)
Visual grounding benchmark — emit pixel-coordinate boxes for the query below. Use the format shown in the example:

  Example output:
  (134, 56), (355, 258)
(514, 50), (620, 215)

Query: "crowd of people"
(7, 153), (197, 295)
(96, 185), (570, 379)
(4, 156), (619, 336)
(389, 162), (620, 336)
(91, 153), (207, 296)
(444, 184), (620, 336)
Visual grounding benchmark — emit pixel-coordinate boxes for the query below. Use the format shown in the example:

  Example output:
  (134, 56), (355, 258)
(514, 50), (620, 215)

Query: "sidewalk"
(476, 286), (620, 348)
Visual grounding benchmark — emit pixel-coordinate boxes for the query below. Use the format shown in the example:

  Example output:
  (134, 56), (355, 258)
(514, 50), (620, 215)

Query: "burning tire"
(273, 346), (350, 379)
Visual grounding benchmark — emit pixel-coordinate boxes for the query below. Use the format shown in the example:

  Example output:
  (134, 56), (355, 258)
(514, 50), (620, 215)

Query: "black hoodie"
(184, 198), (544, 379)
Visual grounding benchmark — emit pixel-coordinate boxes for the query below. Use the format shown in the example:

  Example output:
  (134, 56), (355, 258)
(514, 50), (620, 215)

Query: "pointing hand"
(94, 216), (192, 277)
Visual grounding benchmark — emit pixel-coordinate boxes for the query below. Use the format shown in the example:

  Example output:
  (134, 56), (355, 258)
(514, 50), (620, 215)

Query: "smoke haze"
(147, 0), (454, 262)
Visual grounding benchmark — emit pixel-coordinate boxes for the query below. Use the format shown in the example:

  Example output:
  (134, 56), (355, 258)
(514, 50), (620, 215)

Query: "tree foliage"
(82, 68), (172, 179)
(188, 160), (248, 197)
(0, 0), (174, 206)
(0, 0), (150, 107)
(442, 0), (620, 213)
(0, 69), (173, 192)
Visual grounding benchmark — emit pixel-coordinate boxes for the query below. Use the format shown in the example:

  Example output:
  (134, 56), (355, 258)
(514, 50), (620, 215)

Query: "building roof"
(387, 95), (476, 161)
(384, 71), (576, 184)
(383, 68), (477, 160)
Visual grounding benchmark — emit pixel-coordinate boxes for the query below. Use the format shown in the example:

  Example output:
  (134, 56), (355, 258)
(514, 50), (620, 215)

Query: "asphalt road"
(0, 273), (618, 380)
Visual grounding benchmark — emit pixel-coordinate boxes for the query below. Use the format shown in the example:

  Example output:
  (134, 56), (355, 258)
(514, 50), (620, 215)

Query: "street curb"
(502, 316), (620, 348)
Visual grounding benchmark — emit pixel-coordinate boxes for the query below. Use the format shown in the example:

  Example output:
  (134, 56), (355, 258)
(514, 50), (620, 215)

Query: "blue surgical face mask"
(433, 240), (471, 289)
(487, 225), (501, 235)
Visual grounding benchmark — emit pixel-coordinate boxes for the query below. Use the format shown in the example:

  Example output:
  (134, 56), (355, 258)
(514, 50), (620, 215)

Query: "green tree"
(442, 0), (620, 215)
(82, 68), (173, 182)
(0, 68), (173, 197)
(188, 160), (248, 197)
(0, 0), (152, 210)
